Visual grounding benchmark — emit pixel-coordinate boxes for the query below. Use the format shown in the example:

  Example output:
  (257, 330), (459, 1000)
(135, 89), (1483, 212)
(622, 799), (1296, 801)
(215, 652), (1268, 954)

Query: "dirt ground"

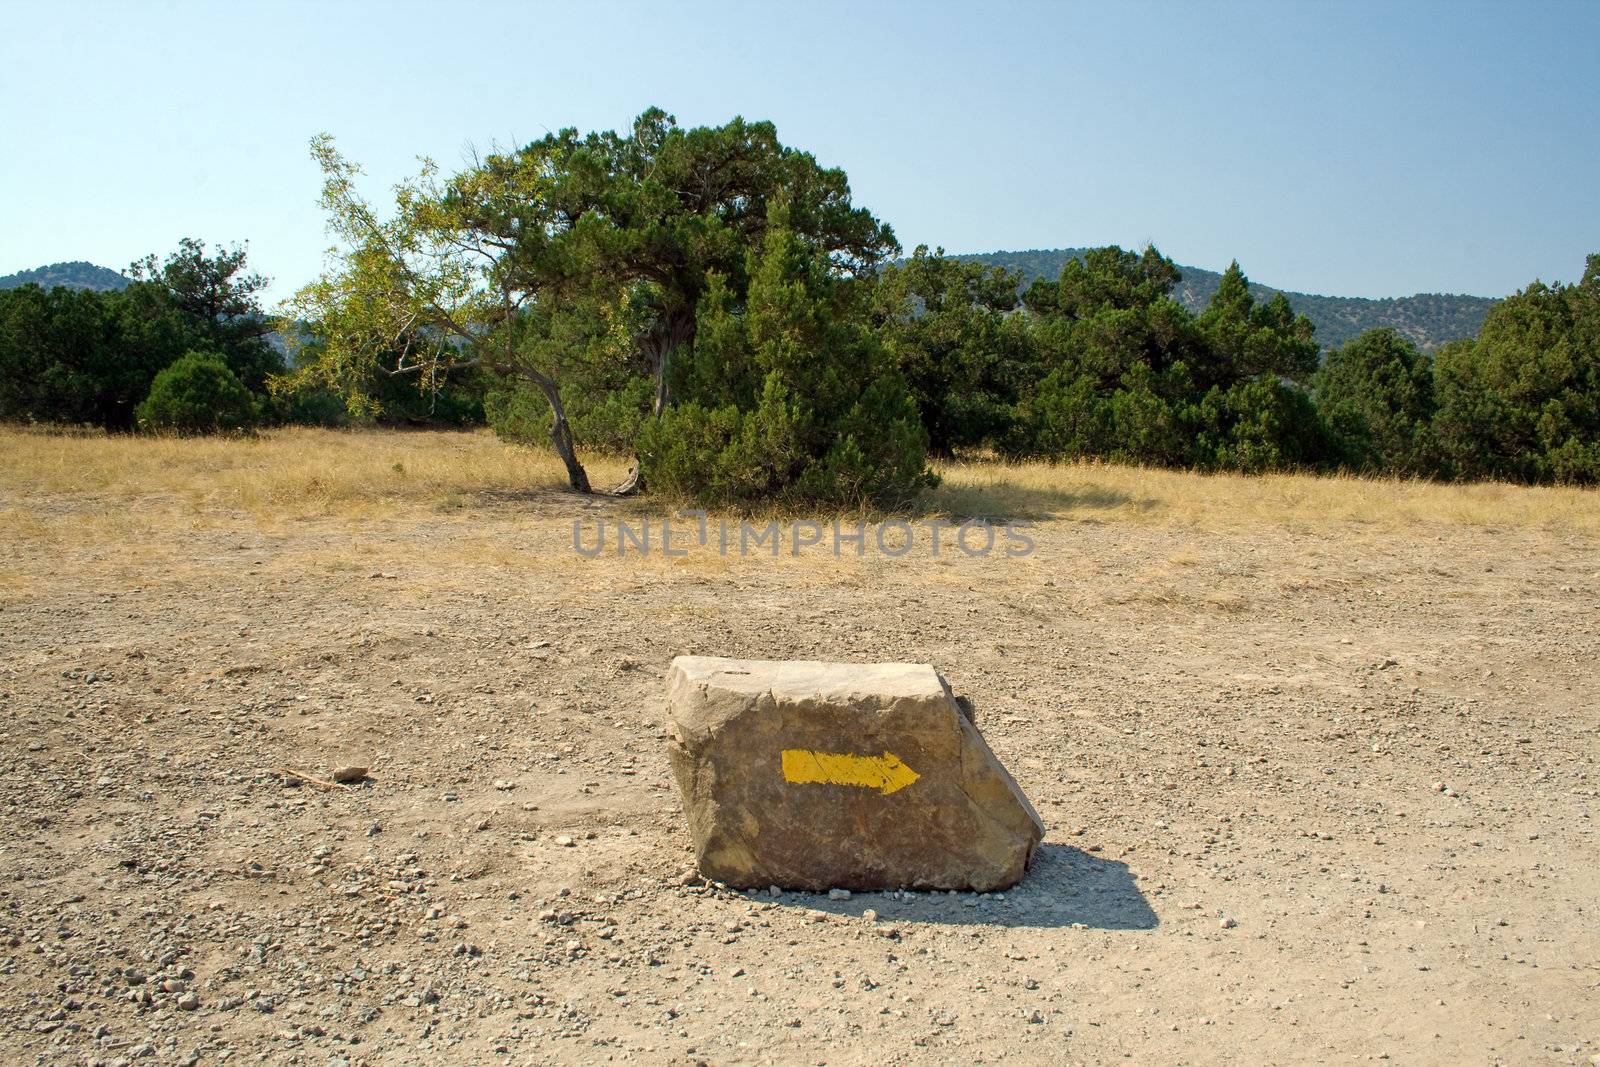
(1, 429), (1597, 1065)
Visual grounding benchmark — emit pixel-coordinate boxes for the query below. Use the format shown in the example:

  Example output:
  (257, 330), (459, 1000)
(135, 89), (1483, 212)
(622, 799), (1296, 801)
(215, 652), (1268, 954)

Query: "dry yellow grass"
(0, 426), (629, 522)
(935, 456), (1600, 534)
(0, 425), (1595, 536)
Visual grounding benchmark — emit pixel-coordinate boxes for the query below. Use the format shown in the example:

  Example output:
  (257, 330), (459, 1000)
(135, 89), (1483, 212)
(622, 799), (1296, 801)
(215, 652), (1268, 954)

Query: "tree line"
(0, 240), (486, 434)
(0, 240), (283, 432)
(887, 244), (1599, 484)
(3, 109), (1596, 500)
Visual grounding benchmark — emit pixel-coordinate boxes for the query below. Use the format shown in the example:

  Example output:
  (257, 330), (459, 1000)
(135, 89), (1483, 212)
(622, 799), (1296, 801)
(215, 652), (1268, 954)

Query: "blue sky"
(3, 1), (1596, 303)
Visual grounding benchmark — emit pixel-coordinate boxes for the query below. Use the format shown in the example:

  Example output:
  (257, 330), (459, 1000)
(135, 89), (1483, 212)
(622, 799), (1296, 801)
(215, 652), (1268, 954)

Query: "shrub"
(0, 283), (186, 429)
(136, 351), (258, 434)
(873, 248), (1035, 454)
(1313, 329), (1437, 475)
(276, 385), (349, 427)
(1004, 249), (1328, 473)
(1193, 375), (1330, 473)
(635, 205), (935, 509)
(1432, 257), (1600, 484)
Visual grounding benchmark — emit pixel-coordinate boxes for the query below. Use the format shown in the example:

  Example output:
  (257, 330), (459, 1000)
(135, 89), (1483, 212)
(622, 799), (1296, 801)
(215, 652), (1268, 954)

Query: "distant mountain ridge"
(0, 261), (131, 292)
(5, 252), (1497, 351)
(949, 248), (1497, 351)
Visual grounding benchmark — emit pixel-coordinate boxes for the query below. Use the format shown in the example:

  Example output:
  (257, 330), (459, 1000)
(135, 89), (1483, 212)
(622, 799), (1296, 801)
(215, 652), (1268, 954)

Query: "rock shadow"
(763, 843), (1158, 931)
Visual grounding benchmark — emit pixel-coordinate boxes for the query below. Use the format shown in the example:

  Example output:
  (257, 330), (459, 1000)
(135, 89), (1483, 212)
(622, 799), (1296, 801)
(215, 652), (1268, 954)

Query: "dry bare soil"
(2, 428), (1597, 1066)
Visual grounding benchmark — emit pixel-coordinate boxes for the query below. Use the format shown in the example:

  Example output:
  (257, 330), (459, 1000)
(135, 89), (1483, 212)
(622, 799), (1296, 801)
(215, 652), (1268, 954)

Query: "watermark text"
(571, 513), (1035, 558)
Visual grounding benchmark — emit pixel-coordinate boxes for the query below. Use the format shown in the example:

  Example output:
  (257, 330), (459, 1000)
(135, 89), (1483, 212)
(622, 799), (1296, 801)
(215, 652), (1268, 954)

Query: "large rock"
(665, 656), (1044, 892)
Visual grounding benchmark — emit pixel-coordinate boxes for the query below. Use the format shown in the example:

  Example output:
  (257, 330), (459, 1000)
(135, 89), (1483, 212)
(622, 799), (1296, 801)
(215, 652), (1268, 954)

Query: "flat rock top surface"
(670, 655), (945, 701)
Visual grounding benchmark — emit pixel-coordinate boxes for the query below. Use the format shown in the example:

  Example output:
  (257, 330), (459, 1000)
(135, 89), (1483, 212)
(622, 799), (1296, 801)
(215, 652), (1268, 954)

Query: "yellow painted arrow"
(780, 749), (921, 796)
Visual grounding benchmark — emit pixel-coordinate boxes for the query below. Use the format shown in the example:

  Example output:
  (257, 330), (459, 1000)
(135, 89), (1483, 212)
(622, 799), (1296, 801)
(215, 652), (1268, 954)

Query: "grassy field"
(3, 424), (1596, 534)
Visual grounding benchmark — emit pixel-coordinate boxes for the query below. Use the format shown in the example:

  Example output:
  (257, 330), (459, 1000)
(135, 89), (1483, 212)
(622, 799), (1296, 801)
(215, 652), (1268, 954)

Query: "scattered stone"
(331, 766), (368, 785)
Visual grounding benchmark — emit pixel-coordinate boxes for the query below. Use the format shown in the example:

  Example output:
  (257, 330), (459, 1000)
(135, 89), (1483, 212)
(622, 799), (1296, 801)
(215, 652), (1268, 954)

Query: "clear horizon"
(3, 0), (1597, 304)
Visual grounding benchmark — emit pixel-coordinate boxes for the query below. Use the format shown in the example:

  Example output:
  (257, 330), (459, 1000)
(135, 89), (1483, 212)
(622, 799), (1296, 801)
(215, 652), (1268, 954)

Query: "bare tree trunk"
(625, 309), (695, 495)
(648, 308), (694, 417)
(652, 347), (671, 418)
(649, 337), (673, 417)
(533, 377), (591, 494)
(612, 462), (645, 495)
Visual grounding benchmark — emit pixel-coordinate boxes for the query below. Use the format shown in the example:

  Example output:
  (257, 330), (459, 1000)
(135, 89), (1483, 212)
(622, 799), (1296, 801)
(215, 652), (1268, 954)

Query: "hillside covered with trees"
(0, 261), (131, 292)
(949, 248), (1497, 351)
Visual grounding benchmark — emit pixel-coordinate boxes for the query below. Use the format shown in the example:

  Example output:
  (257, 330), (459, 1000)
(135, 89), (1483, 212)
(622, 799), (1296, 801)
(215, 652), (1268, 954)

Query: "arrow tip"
(879, 752), (920, 795)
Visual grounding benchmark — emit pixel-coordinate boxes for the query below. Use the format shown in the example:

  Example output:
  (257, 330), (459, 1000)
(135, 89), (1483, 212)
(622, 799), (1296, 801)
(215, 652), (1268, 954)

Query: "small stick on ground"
(277, 766), (349, 791)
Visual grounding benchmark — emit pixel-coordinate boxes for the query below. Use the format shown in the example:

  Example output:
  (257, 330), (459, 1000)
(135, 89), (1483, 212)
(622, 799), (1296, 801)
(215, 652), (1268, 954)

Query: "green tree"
(1313, 328), (1437, 474)
(0, 284), (114, 425)
(1009, 248), (1330, 472)
(1010, 246), (1205, 462)
(0, 239), (283, 430)
(1192, 375), (1330, 473)
(1022, 245), (1181, 319)
(503, 108), (899, 420)
(135, 351), (258, 434)
(872, 247), (1036, 453)
(1195, 261), (1320, 384)
(455, 109), (899, 490)
(1432, 255), (1600, 483)
(284, 135), (627, 491)
(129, 238), (280, 393)
(0, 283), (193, 429)
(635, 203), (934, 508)
(290, 111), (902, 496)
